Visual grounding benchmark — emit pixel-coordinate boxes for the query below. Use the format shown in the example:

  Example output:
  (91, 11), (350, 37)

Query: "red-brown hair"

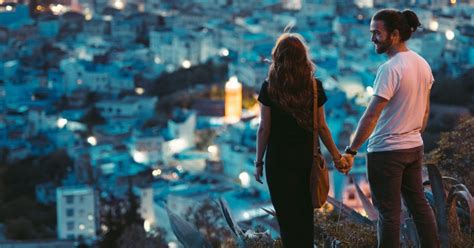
(267, 33), (315, 131)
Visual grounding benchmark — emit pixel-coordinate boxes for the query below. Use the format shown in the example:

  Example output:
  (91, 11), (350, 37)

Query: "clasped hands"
(333, 153), (354, 175)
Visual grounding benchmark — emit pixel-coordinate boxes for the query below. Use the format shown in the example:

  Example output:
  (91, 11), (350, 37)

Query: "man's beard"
(374, 38), (392, 54)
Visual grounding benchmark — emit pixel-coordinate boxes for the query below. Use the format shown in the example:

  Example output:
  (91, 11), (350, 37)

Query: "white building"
(111, 18), (140, 46)
(82, 68), (110, 92)
(149, 28), (191, 66)
(163, 110), (196, 157)
(144, 0), (162, 14)
(27, 107), (58, 137)
(150, 28), (216, 67)
(218, 122), (267, 190)
(134, 187), (156, 232)
(129, 130), (164, 165)
(59, 58), (84, 95)
(56, 186), (98, 241)
(95, 96), (158, 119)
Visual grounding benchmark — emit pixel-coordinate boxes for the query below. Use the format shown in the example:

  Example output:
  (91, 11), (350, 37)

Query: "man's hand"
(341, 154), (355, 174)
(254, 165), (263, 184)
(334, 155), (351, 175)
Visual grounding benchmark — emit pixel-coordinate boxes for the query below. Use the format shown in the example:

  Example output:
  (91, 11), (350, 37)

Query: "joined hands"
(334, 154), (354, 175)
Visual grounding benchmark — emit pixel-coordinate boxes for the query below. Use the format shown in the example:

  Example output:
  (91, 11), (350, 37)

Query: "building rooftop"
(57, 185), (93, 195)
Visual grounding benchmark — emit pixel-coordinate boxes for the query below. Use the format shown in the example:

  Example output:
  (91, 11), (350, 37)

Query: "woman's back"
(258, 79), (327, 145)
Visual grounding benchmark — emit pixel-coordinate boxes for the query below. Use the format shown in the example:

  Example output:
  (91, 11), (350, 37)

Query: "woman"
(254, 33), (349, 247)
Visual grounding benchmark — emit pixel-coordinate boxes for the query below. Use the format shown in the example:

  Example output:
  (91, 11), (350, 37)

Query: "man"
(342, 9), (440, 248)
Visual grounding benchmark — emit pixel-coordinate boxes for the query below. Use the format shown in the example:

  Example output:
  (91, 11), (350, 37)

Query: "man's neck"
(386, 42), (409, 58)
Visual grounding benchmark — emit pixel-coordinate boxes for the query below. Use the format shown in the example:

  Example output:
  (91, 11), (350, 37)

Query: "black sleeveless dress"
(258, 79), (327, 247)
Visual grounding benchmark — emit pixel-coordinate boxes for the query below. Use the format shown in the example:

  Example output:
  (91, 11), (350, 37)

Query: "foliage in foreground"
(313, 206), (377, 247)
(427, 116), (474, 193)
(165, 117), (474, 247)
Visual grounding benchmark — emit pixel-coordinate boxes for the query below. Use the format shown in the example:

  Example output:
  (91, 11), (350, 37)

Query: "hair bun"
(402, 9), (421, 32)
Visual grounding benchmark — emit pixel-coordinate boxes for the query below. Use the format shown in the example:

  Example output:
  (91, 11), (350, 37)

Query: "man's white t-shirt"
(368, 50), (434, 152)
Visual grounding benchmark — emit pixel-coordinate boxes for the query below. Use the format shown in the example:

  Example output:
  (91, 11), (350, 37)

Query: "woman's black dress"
(258, 79), (327, 247)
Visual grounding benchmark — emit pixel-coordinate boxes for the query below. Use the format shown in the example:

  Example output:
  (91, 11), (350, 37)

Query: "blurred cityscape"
(0, 0), (473, 247)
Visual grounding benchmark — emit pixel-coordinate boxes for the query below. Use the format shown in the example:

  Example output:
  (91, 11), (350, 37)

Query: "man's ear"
(391, 29), (401, 42)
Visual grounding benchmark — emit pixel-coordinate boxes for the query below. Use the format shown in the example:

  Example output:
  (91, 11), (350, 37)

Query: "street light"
(57, 118), (68, 128)
(144, 220), (151, 232)
(87, 136), (97, 146)
(429, 20), (438, 31)
(366, 86), (374, 96)
(132, 150), (147, 163)
(239, 172), (250, 187)
(445, 30), (455, 41)
(154, 56), (162, 64)
(114, 0), (124, 9)
(135, 87), (144, 95)
(208, 145), (218, 153)
(219, 48), (229, 57)
(182, 60), (191, 69)
(152, 169), (162, 177)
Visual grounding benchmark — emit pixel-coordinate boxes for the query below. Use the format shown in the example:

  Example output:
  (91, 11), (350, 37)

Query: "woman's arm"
(256, 103), (271, 162)
(317, 106), (341, 161)
(254, 103), (271, 183)
(317, 106), (351, 173)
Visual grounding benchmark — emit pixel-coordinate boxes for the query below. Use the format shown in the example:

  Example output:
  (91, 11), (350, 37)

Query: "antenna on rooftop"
(283, 23), (294, 33)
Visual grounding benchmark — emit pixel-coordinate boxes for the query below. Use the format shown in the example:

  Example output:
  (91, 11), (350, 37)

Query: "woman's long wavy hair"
(267, 33), (315, 131)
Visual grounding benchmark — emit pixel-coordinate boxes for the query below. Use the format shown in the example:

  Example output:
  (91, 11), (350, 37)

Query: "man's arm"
(349, 95), (389, 151)
(421, 91), (430, 133)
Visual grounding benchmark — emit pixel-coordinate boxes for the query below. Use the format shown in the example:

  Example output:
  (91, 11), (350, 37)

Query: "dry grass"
(313, 209), (377, 247)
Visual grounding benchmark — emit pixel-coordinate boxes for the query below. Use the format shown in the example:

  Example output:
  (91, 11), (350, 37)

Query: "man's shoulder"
(377, 60), (399, 74)
(407, 50), (430, 66)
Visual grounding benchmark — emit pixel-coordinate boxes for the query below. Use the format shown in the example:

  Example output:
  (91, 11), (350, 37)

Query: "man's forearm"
(421, 110), (429, 133)
(421, 94), (430, 133)
(349, 96), (388, 152)
(350, 112), (380, 151)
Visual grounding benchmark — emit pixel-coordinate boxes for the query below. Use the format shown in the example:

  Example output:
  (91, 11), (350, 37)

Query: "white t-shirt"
(368, 50), (434, 152)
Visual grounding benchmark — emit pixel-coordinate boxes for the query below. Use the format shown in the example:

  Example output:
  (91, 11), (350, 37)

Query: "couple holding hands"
(254, 8), (440, 248)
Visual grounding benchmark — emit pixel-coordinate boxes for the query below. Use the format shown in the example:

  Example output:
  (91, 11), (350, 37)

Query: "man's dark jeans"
(367, 146), (440, 248)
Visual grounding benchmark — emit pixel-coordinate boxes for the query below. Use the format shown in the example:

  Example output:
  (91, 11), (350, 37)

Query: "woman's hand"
(254, 165), (264, 184)
(333, 154), (351, 175)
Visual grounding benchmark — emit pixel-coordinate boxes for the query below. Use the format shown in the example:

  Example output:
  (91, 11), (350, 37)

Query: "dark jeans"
(367, 146), (440, 248)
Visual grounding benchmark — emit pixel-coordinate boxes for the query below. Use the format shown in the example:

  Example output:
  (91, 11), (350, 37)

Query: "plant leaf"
(447, 186), (474, 229)
(442, 176), (462, 186)
(218, 198), (243, 236)
(352, 176), (378, 221)
(261, 207), (276, 217)
(426, 163), (450, 247)
(400, 199), (420, 247)
(327, 196), (374, 226)
(164, 204), (211, 248)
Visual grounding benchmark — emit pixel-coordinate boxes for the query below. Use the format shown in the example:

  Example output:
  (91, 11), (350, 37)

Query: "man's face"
(370, 20), (392, 54)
